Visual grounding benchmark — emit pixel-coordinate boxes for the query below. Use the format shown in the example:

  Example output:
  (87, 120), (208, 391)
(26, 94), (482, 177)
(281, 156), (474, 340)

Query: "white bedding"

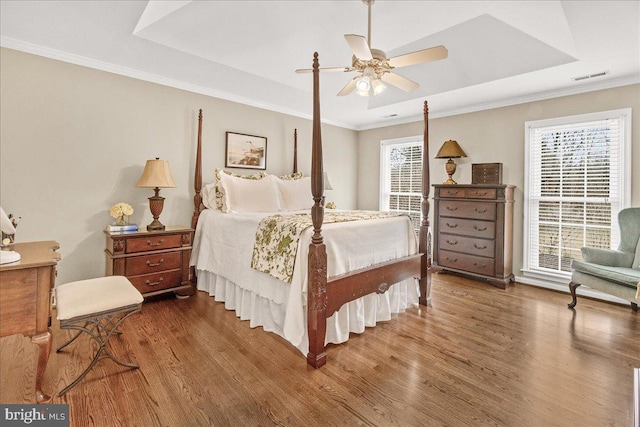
(190, 209), (420, 355)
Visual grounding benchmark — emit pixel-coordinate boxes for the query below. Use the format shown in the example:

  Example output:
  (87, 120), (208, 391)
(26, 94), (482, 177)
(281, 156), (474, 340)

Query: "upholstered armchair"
(568, 207), (640, 311)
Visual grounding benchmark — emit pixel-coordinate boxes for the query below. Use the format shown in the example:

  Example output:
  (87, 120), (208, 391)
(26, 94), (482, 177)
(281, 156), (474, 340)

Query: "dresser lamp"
(435, 140), (468, 185)
(135, 158), (176, 231)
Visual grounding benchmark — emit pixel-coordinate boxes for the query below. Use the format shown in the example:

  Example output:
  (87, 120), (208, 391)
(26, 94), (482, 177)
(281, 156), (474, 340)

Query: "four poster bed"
(190, 52), (432, 368)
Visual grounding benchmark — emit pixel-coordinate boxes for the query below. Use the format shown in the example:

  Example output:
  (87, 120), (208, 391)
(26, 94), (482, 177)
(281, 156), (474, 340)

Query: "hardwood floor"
(1, 274), (638, 426)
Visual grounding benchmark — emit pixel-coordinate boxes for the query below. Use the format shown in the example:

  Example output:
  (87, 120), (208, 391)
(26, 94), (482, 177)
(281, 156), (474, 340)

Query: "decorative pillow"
(279, 172), (304, 181)
(276, 176), (313, 211)
(220, 173), (281, 213)
(201, 182), (218, 209)
(213, 168), (266, 210)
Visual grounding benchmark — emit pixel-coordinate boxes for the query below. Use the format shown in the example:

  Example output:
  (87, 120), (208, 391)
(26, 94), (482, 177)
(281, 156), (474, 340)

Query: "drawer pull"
(474, 244), (488, 250)
(146, 239), (165, 246)
(446, 240), (458, 245)
(473, 262), (487, 269)
(145, 278), (164, 286)
(146, 259), (164, 267)
(445, 257), (458, 262)
(446, 206), (458, 211)
(473, 225), (488, 231)
(445, 223), (459, 228)
(474, 208), (488, 213)
(474, 191), (488, 196)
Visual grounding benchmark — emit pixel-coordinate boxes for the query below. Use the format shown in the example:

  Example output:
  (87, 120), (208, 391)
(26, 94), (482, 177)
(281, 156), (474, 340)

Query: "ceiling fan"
(296, 0), (448, 97)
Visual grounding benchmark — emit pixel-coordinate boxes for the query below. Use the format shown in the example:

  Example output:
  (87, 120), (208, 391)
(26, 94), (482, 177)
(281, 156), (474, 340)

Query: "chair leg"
(568, 282), (581, 309)
(58, 304), (141, 396)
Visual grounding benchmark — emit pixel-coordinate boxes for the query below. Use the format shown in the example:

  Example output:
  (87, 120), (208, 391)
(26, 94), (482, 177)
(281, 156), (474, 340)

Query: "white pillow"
(276, 176), (313, 211)
(220, 173), (281, 213)
(201, 182), (217, 209)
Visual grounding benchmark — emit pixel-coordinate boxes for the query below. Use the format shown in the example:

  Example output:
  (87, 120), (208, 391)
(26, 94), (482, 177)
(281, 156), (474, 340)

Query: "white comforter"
(190, 209), (420, 355)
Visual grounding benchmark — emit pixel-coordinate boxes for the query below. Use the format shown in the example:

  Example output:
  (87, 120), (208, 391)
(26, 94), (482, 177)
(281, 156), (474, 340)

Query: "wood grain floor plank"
(1, 273), (638, 426)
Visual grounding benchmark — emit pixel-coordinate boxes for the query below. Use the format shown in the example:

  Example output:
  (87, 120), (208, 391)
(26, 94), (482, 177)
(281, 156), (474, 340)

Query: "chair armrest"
(580, 247), (634, 267)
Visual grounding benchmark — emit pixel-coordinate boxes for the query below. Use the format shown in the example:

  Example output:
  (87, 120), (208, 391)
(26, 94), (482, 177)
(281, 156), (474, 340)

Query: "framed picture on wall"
(225, 132), (267, 170)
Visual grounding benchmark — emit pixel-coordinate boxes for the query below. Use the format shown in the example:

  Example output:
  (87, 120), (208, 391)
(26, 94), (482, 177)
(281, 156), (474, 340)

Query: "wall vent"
(383, 114), (398, 118)
(572, 71), (608, 82)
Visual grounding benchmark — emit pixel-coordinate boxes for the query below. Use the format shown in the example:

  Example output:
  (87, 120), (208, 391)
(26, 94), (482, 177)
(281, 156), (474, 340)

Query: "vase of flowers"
(110, 202), (134, 226)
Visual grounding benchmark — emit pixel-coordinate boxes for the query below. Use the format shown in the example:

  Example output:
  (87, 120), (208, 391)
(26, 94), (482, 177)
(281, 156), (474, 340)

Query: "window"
(380, 137), (423, 234)
(523, 109), (631, 280)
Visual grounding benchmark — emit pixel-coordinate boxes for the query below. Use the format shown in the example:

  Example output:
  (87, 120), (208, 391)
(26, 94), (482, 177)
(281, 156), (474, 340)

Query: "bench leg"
(568, 282), (581, 309)
(57, 304), (141, 396)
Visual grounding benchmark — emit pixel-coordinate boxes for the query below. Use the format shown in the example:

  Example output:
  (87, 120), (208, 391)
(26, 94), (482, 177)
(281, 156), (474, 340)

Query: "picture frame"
(225, 132), (267, 170)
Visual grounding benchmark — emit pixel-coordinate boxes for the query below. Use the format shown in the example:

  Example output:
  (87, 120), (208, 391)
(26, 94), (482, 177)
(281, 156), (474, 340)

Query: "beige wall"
(357, 84), (640, 281)
(0, 48), (358, 284)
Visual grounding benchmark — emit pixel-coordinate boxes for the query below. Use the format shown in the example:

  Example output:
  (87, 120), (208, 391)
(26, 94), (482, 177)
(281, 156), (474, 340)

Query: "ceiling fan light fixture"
(355, 75), (371, 96)
(371, 78), (386, 95)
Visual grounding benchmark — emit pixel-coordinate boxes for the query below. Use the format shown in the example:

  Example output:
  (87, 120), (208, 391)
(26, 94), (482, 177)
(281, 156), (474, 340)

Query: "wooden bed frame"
(191, 52), (432, 368)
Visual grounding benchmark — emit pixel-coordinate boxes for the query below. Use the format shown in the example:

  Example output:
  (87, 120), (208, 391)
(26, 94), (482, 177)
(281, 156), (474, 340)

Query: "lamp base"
(147, 190), (166, 231)
(146, 221), (166, 232)
(443, 159), (458, 185)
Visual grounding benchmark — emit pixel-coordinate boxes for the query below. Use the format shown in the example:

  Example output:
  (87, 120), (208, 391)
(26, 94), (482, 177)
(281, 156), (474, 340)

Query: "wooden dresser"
(0, 241), (60, 402)
(432, 184), (515, 288)
(105, 226), (194, 298)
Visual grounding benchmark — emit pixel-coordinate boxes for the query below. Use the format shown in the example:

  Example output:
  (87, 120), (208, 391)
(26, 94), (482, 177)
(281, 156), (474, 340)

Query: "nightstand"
(104, 226), (194, 298)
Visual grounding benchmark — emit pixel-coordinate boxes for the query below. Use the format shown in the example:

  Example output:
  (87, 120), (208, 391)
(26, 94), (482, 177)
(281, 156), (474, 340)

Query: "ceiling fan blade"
(344, 34), (373, 60)
(295, 67), (351, 74)
(388, 45), (448, 68)
(337, 78), (358, 96)
(381, 72), (420, 92)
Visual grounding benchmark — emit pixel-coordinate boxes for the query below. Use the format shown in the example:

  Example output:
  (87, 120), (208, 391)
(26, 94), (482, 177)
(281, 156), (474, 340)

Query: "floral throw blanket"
(251, 211), (405, 283)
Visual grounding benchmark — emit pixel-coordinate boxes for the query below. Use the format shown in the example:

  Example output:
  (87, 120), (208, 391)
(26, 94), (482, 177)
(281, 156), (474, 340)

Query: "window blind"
(524, 109), (630, 277)
(380, 138), (423, 234)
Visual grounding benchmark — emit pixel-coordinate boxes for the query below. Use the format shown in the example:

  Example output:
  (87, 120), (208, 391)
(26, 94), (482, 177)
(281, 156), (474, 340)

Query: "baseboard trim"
(514, 274), (630, 306)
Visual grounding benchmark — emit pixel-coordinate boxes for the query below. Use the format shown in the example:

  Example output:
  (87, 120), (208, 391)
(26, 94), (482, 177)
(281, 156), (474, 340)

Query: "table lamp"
(0, 207), (20, 264)
(435, 140), (467, 184)
(135, 158), (176, 231)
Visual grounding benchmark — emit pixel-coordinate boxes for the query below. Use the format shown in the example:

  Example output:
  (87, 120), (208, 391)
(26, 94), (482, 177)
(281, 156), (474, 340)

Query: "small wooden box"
(472, 163), (503, 185)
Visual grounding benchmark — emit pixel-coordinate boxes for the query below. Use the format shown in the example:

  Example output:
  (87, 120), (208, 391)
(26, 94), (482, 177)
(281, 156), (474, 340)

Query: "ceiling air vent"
(572, 71), (608, 82)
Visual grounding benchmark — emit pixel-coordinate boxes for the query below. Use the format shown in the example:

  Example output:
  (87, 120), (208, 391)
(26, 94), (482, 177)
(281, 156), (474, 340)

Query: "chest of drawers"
(433, 184), (515, 288)
(105, 226), (194, 297)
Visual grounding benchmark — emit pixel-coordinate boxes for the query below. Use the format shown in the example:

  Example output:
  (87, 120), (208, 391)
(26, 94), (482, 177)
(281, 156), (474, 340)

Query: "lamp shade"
(435, 140), (468, 159)
(135, 158), (176, 188)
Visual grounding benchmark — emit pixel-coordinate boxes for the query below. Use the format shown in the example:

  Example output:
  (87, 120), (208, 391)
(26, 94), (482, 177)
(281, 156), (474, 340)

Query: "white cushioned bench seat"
(56, 276), (143, 320)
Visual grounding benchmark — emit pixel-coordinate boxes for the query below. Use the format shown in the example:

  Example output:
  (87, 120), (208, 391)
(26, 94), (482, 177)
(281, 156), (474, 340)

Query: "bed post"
(419, 101), (432, 306)
(307, 52), (328, 368)
(293, 128), (298, 174)
(191, 109), (203, 230)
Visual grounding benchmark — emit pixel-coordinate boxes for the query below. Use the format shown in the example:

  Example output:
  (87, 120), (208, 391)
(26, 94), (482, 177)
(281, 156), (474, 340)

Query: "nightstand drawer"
(439, 250), (495, 276)
(126, 234), (182, 253)
(125, 252), (182, 276)
(439, 200), (496, 220)
(129, 270), (182, 294)
(438, 234), (495, 258)
(439, 217), (496, 239)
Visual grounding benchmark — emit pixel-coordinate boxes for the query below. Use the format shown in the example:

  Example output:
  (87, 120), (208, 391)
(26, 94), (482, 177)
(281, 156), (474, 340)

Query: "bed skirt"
(196, 269), (420, 356)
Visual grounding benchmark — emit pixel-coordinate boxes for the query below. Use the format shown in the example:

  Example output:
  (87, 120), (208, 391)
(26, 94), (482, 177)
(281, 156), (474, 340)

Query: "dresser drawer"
(128, 270), (182, 294)
(466, 188), (497, 199)
(439, 217), (496, 239)
(439, 200), (496, 220)
(438, 234), (495, 258)
(439, 250), (495, 276)
(126, 234), (182, 253)
(125, 251), (182, 276)
(439, 187), (466, 198)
